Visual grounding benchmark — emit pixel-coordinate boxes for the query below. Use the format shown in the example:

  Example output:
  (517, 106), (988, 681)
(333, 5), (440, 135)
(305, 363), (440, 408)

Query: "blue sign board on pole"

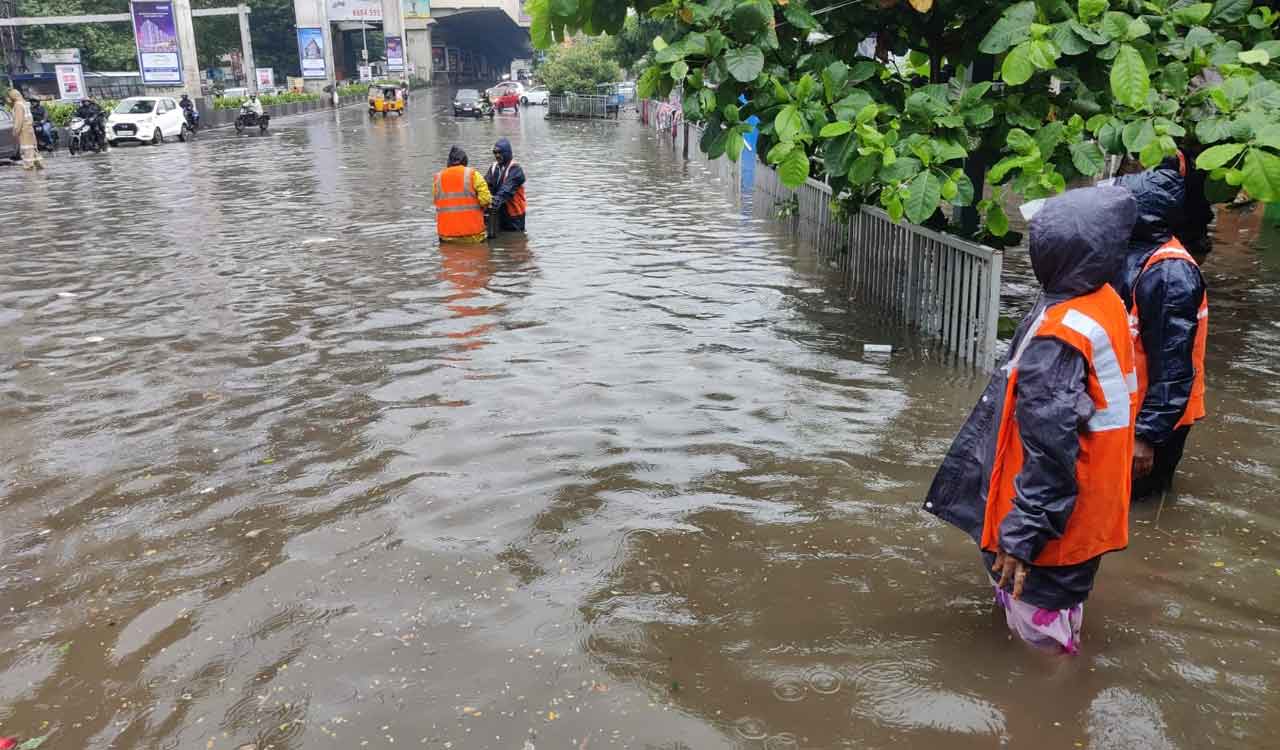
(297, 27), (327, 79)
(130, 1), (183, 85)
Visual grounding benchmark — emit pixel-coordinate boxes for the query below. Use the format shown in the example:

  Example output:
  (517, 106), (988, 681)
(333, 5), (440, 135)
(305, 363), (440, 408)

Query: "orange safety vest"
(434, 166), (486, 238)
(494, 161), (526, 217)
(1130, 238), (1208, 429)
(981, 285), (1138, 566)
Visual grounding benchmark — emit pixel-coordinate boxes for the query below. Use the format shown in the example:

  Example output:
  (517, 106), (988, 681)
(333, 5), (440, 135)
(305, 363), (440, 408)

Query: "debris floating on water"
(85, 336), (105, 343)
(864, 344), (893, 354)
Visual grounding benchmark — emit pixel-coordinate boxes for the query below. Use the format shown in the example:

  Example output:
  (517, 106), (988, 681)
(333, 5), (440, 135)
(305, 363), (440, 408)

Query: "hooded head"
(1113, 161), (1186, 246)
(493, 138), (513, 165)
(6, 89), (22, 106)
(447, 145), (468, 167)
(1029, 185), (1136, 298)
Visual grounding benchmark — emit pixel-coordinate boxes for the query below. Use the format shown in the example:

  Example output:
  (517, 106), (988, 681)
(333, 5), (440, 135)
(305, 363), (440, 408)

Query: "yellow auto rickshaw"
(368, 84), (406, 117)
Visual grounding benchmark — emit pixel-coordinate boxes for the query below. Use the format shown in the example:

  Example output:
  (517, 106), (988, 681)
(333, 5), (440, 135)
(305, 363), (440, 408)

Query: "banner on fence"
(130, 1), (183, 85)
(55, 64), (86, 101)
(297, 27), (326, 79)
(385, 36), (404, 72)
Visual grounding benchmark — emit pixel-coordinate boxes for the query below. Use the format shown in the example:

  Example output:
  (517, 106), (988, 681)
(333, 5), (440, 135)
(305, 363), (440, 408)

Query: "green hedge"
(45, 100), (119, 127)
(338, 83), (370, 97)
(214, 92), (321, 110)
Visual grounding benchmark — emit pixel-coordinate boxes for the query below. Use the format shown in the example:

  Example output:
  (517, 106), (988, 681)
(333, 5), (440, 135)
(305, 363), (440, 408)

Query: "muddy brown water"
(1, 90), (1277, 750)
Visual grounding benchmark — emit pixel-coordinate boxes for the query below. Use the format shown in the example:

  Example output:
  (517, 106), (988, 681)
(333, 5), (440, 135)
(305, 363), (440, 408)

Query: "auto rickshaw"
(368, 84), (406, 117)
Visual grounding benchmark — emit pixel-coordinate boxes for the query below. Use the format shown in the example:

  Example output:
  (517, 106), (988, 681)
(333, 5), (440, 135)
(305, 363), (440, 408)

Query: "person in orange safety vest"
(434, 146), (492, 244)
(1111, 159), (1208, 499)
(924, 185), (1140, 654)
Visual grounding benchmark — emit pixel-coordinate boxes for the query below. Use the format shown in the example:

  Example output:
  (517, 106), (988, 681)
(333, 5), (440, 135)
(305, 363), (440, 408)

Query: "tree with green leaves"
(527, 0), (1280, 239)
(537, 37), (623, 94)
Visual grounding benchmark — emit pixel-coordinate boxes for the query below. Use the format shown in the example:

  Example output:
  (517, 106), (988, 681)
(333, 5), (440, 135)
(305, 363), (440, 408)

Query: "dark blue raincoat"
(1111, 165), (1207, 495)
(486, 138), (526, 232)
(923, 186), (1138, 610)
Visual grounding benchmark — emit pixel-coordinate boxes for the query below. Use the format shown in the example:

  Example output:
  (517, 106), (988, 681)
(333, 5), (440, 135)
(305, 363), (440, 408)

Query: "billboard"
(297, 27), (327, 79)
(326, 0), (382, 21)
(256, 68), (275, 89)
(55, 64), (87, 100)
(34, 49), (81, 65)
(403, 0), (430, 19)
(130, 1), (183, 85)
(385, 35), (404, 72)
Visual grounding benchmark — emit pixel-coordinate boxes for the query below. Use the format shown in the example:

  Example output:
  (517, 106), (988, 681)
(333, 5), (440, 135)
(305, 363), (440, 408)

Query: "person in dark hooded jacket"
(485, 138), (526, 232)
(1112, 160), (1209, 499)
(924, 185), (1139, 654)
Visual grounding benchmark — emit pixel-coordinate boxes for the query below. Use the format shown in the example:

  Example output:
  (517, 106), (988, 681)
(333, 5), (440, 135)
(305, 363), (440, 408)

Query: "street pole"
(238, 4), (257, 95)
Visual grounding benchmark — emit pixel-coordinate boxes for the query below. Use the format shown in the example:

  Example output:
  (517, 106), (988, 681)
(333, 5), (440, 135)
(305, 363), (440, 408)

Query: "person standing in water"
(1111, 158), (1209, 499)
(433, 146), (491, 244)
(924, 185), (1139, 654)
(7, 89), (44, 171)
(486, 138), (526, 233)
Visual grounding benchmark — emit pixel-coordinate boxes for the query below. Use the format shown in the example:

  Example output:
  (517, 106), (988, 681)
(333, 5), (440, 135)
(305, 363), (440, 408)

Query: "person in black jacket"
(485, 138), (526, 232)
(924, 185), (1139, 653)
(1112, 161), (1209, 499)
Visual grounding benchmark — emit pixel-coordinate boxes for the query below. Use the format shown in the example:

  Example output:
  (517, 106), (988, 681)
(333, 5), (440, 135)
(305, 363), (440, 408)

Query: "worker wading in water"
(433, 146), (492, 244)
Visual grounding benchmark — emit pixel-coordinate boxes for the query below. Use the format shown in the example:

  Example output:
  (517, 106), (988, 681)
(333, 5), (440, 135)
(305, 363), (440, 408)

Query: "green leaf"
(1196, 142), (1247, 169)
(1070, 20), (1110, 44)
(981, 1), (1038, 53)
(1028, 39), (1061, 68)
(774, 105), (805, 141)
(823, 133), (858, 177)
(848, 61), (879, 84)
(1034, 121), (1067, 158)
(1185, 25), (1217, 48)
(1171, 2), (1213, 24)
(783, 3), (820, 31)
(1102, 11), (1133, 40)
(1256, 125), (1280, 152)
(989, 153), (1041, 182)
(965, 105), (996, 126)
(1210, 0), (1252, 24)
(1069, 141), (1106, 175)
(670, 61), (689, 80)
(767, 141), (796, 164)
(1239, 49), (1271, 66)
(833, 91), (874, 121)
(904, 171), (943, 224)
(1126, 17), (1151, 39)
(952, 173), (976, 206)
(856, 102), (880, 125)
(885, 193), (904, 223)
(1008, 128), (1038, 154)
(1195, 117), (1233, 144)
(779, 148), (811, 187)
(652, 36), (668, 52)
(1086, 113), (1108, 133)
(934, 139), (969, 162)
(822, 61), (849, 103)
(1051, 22), (1092, 55)
(881, 157), (923, 183)
(1079, 0), (1109, 24)
(723, 45), (765, 82)
(849, 154), (880, 184)
(1160, 62), (1189, 96)
(1111, 44), (1150, 109)
(906, 90), (949, 119)
(987, 203), (1011, 236)
(1098, 118), (1124, 153)
(1242, 148), (1280, 202)
(1122, 119), (1157, 150)
(17, 738), (48, 750)
(1002, 43), (1037, 85)
(1139, 139), (1166, 167)
(820, 121), (853, 137)
(654, 42), (687, 64)
(960, 81), (993, 109)
(727, 127), (746, 162)
(941, 178), (958, 201)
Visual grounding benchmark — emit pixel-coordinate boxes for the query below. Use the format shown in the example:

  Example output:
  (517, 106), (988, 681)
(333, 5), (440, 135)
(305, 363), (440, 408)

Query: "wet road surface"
(1, 90), (1278, 749)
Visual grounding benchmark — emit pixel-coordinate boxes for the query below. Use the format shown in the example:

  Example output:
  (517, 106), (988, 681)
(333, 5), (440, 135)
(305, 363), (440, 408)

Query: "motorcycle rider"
(244, 94), (264, 118)
(75, 98), (106, 147)
(179, 93), (199, 129)
(29, 97), (55, 150)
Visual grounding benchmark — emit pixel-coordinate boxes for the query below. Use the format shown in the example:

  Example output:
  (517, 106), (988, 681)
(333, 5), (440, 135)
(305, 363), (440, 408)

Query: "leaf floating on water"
(1212, 561), (1226, 567)
(546, 711), (558, 721)
(244, 529), (265, 539)
(57, 642), (72, 655)
(18, 738), (48, 750)
(262, 458), (275, 464)
(144, 549), (158, 556)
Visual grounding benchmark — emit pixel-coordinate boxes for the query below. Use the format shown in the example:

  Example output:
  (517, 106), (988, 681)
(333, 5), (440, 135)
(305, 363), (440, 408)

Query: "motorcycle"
(234, 105), (270, 134)
(181, 105), (199, 139)
(478, 99), (495, 119)
(67, 113), (105, 155)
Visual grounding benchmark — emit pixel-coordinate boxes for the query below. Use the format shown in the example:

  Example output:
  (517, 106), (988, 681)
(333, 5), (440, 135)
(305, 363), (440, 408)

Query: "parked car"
(487, 81), (524, 111)
(106, 96), (191, 145)
(521, 86), (550, 106)
(453, 89), (491, 118)
(0, 108), (18, 161)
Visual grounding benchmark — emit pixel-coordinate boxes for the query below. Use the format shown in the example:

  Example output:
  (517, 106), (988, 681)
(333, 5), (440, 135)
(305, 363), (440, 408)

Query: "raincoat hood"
(1114, 165), (1185, 245)
(6, 89), (21, 105)
(1029, 185), (1136, 299)
(493, 138), (513, 165)
(447, 145), (468, 167)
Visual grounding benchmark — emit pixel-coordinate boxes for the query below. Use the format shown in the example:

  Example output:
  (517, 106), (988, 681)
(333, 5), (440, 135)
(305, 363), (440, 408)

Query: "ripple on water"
(805, 666), (843, 695)
(770, 673), (808, 702)
(764, 733), (799, 750)
(733, 716), (769, 741)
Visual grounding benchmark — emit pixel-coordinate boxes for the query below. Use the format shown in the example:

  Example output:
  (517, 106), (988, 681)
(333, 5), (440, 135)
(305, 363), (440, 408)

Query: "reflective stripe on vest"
(1130, 238), (1208, 429)
(434, 166), (486, 237)
(982, 285), (1137, 566)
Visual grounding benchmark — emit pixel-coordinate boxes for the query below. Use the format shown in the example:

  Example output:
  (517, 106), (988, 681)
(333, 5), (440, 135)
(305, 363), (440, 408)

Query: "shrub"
(338, 83), (370, 97)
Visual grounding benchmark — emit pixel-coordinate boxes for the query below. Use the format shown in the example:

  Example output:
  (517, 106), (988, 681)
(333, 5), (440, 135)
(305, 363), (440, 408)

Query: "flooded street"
(1, 90), (1278, 749)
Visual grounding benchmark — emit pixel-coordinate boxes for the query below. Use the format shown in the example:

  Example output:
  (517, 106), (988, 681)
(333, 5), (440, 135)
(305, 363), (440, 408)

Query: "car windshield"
(115, 100), (156, 115)
(456, 90), (479, 101)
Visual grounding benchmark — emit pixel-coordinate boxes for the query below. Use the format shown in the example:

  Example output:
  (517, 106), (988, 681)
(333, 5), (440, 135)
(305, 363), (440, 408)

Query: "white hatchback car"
(106, 97), (189, 146)
(521, 86), (550, 105)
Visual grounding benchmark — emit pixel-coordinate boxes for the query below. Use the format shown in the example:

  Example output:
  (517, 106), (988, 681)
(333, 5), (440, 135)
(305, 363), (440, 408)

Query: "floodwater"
(0, 89), (1277, 750)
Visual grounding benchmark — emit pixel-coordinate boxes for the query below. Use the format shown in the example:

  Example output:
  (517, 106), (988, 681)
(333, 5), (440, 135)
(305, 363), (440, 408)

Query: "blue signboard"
(131, 1), (183, 85)
(297, 27), (326, 79)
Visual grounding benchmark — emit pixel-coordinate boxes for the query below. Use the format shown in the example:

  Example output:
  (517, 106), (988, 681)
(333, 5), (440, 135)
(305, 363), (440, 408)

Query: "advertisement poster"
(359, 65), (372, 81)
(326, 0), (381, 21)
(403, 0), (430, 19)
(297, 28), (327, 79)
(34, 48), (81, 65)
(385, 35), (404, 72)
(256, 67), (274, 89)
(432, 46), (446, 71)
(55, 63), (86, 100)
(130, 1), (183, 85)
(446, 48), (459, 73)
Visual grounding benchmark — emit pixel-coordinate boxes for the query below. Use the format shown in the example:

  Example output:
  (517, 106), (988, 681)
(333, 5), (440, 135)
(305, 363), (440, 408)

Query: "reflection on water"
(0, 92), (1277, 750)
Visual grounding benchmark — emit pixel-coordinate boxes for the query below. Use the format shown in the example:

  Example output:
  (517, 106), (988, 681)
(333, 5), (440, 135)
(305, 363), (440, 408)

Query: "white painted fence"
(648, 107), (1003, 369)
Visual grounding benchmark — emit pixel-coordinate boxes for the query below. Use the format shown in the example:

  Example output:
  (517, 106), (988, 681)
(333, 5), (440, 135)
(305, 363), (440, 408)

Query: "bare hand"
(992, 549), (1029, 600)
(1133, 438), (1155, 478)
